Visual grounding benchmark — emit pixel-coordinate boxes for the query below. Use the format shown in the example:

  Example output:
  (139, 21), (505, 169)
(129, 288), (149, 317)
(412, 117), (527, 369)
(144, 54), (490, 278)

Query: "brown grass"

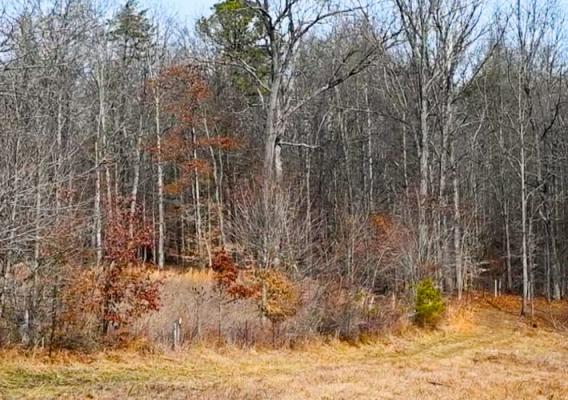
(2, 294), (568, 399)
(148, 267), (215, 284)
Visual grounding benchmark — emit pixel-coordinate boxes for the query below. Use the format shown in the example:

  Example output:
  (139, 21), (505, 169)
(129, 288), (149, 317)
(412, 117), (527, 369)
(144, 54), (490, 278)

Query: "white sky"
(139, 0), (568, 36)
(141, 0), (216, 21)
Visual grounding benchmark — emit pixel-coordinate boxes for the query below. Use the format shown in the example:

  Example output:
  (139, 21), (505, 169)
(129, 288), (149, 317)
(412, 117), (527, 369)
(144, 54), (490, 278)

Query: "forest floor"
(1, 294), (567, 400)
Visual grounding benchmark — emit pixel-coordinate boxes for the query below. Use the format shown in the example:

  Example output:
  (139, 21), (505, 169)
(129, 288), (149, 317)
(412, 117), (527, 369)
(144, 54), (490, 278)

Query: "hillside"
(1, 295), (567, 399)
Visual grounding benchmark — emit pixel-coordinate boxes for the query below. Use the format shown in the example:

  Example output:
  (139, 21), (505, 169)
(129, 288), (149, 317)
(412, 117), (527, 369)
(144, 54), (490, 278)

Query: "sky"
(141, 0), (568, 34)
(141, 0), (216, 22)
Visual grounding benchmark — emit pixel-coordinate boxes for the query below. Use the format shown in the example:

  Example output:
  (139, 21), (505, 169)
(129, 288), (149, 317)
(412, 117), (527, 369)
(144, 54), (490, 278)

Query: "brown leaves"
(180, 159), (211, 175)
(372, 213), (395, 240)
(211, 250), (259, 299)
(197, 136), (240, 151)
(63, 197), (162, 335)
(211, 250), (239, 290)
(60, 264), (161, 337)
(145, 63), (239, 198)
(148, 64), (210, 126)
(103, 197), (152, 266)
(100, 264), (161, 329)
(254, 269), (299, 324)
(211, 250), (299, 324)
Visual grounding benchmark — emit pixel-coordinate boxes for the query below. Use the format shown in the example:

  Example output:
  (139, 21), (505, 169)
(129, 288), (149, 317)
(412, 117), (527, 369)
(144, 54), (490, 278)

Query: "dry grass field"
(1, 294), (567, 400)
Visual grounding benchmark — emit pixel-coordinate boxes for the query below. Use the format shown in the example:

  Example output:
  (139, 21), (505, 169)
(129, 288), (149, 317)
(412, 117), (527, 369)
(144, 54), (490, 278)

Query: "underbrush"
(2, 299), (567, 400)
(131, 269), (410, 350)
(8, 265), (564, 355)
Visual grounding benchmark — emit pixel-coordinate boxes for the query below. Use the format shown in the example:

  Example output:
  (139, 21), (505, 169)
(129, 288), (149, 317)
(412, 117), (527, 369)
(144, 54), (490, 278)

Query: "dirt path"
(1, 300), (567, 399)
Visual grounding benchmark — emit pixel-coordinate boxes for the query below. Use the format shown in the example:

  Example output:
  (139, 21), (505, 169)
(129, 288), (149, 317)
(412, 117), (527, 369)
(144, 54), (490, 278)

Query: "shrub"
(254, 270), (299, 325)
(211, 251), (299, 324)
(414, 278), (445, 326)
(53, 199), (161, 350)
(98, 198), (160, 335)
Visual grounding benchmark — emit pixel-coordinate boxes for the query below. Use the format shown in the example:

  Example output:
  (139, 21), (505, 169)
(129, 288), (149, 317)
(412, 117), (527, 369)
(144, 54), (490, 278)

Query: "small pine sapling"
(414, 278), (445, 327)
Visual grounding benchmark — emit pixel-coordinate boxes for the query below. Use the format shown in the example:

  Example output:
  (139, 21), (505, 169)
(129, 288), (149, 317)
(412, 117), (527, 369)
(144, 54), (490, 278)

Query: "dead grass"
(442, 299), (476, 333)
(149, 267), (214, 284)
(2, 295), (568, 399)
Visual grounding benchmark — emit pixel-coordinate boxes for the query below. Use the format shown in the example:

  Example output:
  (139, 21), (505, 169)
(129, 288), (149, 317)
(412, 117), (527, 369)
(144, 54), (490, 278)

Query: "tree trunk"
(155, 94), (165, 269)
(451, 142), (463, 299)
(520, 99), (529, 316)
(129, 114), (143, 238)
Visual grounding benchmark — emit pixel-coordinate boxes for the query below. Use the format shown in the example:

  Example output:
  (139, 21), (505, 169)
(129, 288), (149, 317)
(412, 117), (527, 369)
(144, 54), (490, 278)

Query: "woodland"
(0, 0), (567, 351)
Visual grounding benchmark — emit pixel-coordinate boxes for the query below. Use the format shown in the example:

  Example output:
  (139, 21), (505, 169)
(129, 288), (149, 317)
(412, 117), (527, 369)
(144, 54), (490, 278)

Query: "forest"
(0, 0), (567, 357)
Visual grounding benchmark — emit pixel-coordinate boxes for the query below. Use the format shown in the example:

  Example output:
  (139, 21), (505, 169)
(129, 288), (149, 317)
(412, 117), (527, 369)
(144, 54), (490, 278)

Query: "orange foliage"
(254, 269), (299, 324)
(149, 64), (210, 125)
(372, 213), (395, 239)
(211, 250), (259, 300)
(197, 136), (240, 151)
(371, 213), (408, 246)
(157, 131), (187, 162)
(100, 198), (160, 332)
(146, 63), (238, 197)
(60, 264), (161, 341)
(180, 159), (211, 175)
(57, 198), (162, 339)
(211, 250), (239, 289)
(211, 251), (299, 324)
(164, 181), (184, 195)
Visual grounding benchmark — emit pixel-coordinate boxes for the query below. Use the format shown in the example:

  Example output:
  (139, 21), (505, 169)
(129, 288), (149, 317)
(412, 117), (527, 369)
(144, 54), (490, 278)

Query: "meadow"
(2, 293), (567, 399)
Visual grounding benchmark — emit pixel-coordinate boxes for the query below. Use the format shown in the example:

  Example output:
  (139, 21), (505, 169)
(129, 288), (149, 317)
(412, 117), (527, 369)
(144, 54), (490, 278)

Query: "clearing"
(1, 294), (567, 399)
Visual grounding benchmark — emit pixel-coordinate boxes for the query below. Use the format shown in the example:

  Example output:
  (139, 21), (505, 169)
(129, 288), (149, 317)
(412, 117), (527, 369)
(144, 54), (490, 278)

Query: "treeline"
(0, 0), (566, 348)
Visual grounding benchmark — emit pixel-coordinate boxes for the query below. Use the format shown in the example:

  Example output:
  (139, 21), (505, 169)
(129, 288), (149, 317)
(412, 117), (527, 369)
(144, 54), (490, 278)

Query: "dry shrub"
(114, 335), (158, 355)
(254, 269), (299, 324)
(132, 269), (260, 349)
(316, 282), (357, 339)
(98, 198), (161, 337)
(211, 250), (246, 296)
(315, 282), (408, 341)
(133, 267), (417, 349)
(210, 250), (303, 345)
(98, 264), (161, 335)
(50, 198), (161, 351)
(210, 251), (300, 323)
(131, 266), (329, 349)
(278, 278), (323, 342)
(129, 248), (421, 350)
(56, 263), (160, 351)
(56, 266), (102, 351)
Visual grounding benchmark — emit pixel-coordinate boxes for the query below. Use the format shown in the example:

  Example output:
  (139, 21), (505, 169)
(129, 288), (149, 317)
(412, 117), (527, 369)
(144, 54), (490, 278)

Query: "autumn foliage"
(99, 198), (160, 334)
(146, 63), (240, 262)
(211, 250), (299, 325)
(211, 250), (258, 299)
(58, 198), (161, 345)
(103, 198), (152, 265)
(150, 64), (210, 126)
(254, 269), (299, 324)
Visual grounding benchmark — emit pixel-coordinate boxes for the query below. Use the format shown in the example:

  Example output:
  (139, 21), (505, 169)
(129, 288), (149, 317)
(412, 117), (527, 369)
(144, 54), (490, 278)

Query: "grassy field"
(1, 294), (567, 399)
